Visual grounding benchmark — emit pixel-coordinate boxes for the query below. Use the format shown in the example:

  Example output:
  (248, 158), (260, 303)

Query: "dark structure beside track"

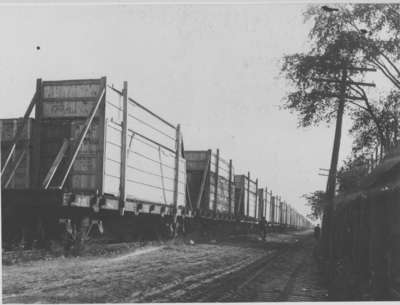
(327, 147), (400, 300)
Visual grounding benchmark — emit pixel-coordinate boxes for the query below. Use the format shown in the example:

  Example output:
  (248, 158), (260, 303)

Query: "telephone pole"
(316, 63), (375, 280)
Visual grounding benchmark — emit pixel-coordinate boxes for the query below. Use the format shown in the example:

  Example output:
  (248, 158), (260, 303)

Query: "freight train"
(1, 77), (311, 249)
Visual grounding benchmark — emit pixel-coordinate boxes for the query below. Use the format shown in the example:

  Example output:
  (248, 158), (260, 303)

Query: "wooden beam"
(119, 81), (128, 216)
(255, 178), (259, 219)
(32, 78), (42, 188)
(264, 186), (268, 220)
(228, 159), (233, 215)
(312, 77), (376, 87)
(214, 149), (220, 213)
(258, 188), (263, 219)
(42, 138), (69, 189)
(173, 124), (181, 210)
(271, 195), (275, 224)
(247, 172), (250, 218)
(107, 85), (175, 129)
(196, 150), (211, 209)
(98, 76), (107, 195)
(3, 149), (27, 188)
(325, 93), (367, 101)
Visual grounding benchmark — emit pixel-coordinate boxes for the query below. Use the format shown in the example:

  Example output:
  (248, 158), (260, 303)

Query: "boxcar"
(185, 149), (235, 219)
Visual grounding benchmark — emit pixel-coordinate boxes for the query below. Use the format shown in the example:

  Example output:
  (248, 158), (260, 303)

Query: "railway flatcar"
(2, 77), (187, 248)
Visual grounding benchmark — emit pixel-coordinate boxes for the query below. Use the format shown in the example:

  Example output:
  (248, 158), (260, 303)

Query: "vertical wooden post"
(214, 149), (220, 213)
(228, 159), (233, 215)
(271, 195), (275, 224)
(32, 78), (42, 188)
(264, 186), (268, 221)
(119, 81), (128, 216)
(255, 178), (259, 219)
(173, 124), (181, 210)
(258, 188), (264, 219)
(247, 172), (250, 218)
(98, 76), (107, 195)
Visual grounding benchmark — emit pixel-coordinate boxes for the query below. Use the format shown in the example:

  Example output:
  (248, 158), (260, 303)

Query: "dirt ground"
(2, 231), (311, 303)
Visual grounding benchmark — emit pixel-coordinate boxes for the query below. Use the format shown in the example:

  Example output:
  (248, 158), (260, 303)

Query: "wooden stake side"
(214, 149), (220, 213)
(173, 124), (181, 210)
(228, 159), (233, 216)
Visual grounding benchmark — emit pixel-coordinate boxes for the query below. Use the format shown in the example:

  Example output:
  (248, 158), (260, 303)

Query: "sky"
(0, 2), (360, 217)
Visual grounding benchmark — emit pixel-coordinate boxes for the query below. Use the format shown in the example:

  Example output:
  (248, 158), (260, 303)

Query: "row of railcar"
(185, 149), (308, 227)
(1, 77), (311, 248)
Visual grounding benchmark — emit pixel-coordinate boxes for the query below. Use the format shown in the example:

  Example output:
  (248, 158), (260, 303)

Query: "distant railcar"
(185, 149), (235, 219)
(234, 173), (258, 221)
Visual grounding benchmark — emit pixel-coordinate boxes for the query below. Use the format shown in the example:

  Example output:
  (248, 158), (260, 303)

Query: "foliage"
(349, 90), (400, 157)
(281, 4), (400, 154)
(336, 155), (370, 193)
(303, 190), (327, 220)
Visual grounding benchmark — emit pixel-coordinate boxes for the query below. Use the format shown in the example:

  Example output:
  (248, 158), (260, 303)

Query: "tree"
(336, 155), (370, 193)
(349, 90), (400, 159)
(303, 190), (327, 220)
(281, 4), (400, 154)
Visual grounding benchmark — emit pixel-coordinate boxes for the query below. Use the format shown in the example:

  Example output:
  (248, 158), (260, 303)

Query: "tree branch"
(370, 58), (400, 89)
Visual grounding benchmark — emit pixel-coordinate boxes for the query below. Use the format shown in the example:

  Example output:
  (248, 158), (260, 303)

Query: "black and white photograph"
(1, 0), (399, 302)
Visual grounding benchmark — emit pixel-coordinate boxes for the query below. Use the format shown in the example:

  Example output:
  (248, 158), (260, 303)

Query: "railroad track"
(198, 238), (309, 302)
(139, 235), (313, 303)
